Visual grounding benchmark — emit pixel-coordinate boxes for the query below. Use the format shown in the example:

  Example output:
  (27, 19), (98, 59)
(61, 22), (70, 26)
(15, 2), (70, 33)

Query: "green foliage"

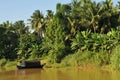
(1, 0), (120, 70)
(17, 33), (42, 60)
(29, 10), (46, 37)
(0, 59), (7, 67)
(42, 10), (68, 63)
(71, 30), (118, 53)
(0, 25), (19, 60)
(60, 54), (75, 67)
(5, 61), (16, 68)
(0, 59), (16, 69)
(60, 50), (110, 67)
(61, 50), (94, 67)
(110, 45), (120, 70)
(92, 51), (110, 66)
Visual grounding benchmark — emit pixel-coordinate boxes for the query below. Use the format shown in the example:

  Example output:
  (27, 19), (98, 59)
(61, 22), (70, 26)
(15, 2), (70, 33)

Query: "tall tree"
(29, 10), (46, 37)
(42, 3), (72, 63)
(13, 20), (29, 35)
(0, 21), (19, 60)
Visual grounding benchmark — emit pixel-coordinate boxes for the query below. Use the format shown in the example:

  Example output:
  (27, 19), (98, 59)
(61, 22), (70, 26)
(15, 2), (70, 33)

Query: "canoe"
(16, 60), (45, 69)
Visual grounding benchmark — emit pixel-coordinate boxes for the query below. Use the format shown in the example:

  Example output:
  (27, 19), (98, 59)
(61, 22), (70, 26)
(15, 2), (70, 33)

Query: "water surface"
(0, 68), (120, 80)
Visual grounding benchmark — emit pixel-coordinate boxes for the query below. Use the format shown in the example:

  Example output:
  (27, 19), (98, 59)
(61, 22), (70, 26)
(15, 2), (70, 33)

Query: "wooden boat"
(17, 60), (45, 69)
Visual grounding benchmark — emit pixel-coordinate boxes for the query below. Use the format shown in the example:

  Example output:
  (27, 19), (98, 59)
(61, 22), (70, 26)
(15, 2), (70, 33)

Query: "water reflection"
(0, 68), (120, 80)
(0, 69), (42, 80)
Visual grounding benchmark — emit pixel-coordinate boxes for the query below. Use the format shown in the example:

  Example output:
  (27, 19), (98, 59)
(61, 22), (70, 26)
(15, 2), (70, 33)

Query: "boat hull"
(17, 65), (44, 69)
(16, 60), (45, 69)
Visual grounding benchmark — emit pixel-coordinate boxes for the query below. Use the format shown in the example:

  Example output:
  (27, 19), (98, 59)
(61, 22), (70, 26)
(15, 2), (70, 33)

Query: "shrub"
(110, 45), (120, 70)
(61, 50), (110, 67)
(61, 54), (76, 67)
(92, 50), (110, 66)
(0, 58), (7, 67)
(5, 61), (16, 68)
(61, 50), (94, 67)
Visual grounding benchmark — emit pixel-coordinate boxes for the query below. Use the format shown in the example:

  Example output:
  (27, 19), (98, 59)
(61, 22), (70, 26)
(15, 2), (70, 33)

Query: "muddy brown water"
(0, 68), (120, 80)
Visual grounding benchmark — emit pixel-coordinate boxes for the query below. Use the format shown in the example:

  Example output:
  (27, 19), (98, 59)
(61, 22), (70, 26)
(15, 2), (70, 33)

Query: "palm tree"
(46, 10), (54, 21)
(99, 0), (119, 33)
(13, 21), (29, 35)
(2, 21), (12, 28)
(29, 10), (45, 37)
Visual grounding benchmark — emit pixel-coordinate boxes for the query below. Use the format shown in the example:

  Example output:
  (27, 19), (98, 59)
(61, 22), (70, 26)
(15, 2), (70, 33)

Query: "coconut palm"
(13, 21), (29, 35)
(46, 10), (54, 21)
(98, 0), (120, 33)
(29, 10), (45, 37)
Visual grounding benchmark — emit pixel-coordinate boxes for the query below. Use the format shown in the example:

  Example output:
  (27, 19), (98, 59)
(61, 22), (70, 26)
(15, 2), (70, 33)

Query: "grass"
(110, 45), (120, 70)
(44, 49), (112, 71)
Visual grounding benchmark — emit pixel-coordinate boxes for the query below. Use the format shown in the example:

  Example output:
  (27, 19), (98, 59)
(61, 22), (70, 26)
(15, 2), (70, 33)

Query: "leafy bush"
(0, 58), (7, 67)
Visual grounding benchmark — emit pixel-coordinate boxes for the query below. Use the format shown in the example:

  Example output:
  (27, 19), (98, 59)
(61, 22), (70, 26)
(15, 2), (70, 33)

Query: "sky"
(0, 0), (119, 23)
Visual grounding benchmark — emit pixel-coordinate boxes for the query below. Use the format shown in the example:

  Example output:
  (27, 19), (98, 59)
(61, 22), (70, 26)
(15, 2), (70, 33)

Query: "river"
(0, 68), (120, 80)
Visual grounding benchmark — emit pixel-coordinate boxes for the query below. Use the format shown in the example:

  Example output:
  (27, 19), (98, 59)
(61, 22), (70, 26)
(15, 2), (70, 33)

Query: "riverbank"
(0, 58), (118, 72)
(44, 62), (113, 72)
(0, 59), (16, 70)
